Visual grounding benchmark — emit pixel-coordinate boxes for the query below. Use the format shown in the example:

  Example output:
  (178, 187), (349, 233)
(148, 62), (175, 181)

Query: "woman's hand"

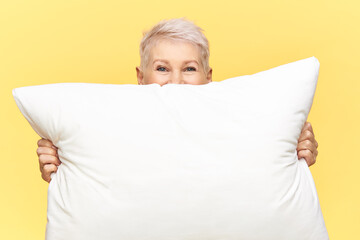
(36, 138), (62, 183)
(297, 122), (319, 167)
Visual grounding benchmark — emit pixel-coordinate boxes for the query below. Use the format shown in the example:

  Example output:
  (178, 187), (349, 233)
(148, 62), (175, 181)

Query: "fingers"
(297, 122), (319, 167)
(298, 128), (316, 144)
(298, 129), (318, 152)
(297, 139), (318, 156)
(301, 122), (316, 146)
(301, 122), (315, 140)
(36, 146), (58, 157)
(42, 164), (58, 183)
(297, 135), (318, 167)
(37, 138), (57, 149)
(39, 154), (61, 170)
(37, 138), (61, 183)
(297, 149), (316, 167)
(298, 121), (318, 154)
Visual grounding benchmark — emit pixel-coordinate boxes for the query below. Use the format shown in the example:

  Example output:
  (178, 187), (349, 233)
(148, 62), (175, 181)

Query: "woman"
(36, 17), (319, 183)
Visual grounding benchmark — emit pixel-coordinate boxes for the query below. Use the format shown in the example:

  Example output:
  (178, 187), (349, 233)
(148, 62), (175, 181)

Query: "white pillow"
(13, 56), (329, 240)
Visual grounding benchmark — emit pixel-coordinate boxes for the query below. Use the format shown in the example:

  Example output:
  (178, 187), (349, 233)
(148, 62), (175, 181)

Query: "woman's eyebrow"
(183, 60), (199, 65)
(153, 59), (199, 65)
(153, 59), (169, 64)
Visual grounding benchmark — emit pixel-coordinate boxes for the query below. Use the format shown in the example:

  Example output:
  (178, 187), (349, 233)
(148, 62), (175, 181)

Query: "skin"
(136, 38), (212, 86)
(36, 38), (319, 183)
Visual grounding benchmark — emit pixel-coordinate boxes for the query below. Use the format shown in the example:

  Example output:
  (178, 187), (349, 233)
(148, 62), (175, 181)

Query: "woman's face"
(136, 38), (212, 86)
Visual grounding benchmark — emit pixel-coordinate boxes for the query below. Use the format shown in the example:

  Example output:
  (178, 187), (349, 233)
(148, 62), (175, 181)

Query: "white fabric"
(13, 56), (328, 240)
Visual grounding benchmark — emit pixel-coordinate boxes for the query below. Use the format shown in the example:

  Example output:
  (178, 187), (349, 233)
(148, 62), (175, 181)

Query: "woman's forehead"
(149, 38), (201, 64)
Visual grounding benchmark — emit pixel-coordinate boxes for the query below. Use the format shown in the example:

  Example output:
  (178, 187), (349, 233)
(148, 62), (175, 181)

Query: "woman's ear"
(206, 67), (213, 83)
(136, 66), (144, 85)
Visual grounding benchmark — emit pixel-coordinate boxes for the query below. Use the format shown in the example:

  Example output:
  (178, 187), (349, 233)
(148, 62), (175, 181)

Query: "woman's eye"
(185, 67), (196, 71)
(157, 67), (167, 72)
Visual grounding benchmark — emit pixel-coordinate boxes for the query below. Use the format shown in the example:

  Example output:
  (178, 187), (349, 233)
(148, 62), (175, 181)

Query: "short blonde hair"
(139, 17), (210, 73)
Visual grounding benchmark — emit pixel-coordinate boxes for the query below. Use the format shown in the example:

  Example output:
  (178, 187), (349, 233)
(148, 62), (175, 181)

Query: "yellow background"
(1, 0), (359, 239)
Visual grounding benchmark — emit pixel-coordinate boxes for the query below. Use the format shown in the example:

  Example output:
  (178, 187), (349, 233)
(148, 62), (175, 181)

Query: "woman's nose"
(169, 71), (184, 84)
